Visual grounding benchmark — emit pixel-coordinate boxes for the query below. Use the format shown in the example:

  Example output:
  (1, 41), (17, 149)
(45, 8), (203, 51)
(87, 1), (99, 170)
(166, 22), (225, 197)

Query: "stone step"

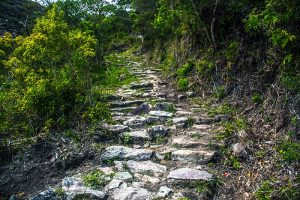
(110, 107), (136, 113)
(119, 130), (151, 144)
(110, 100), (144, 108)
(100, 146), (153, 162)
(130, 82), (154, 89)
(171, 135), (210, 148)
(149, 111), (173, 118)
(167, 168), (213, 182)
(171, 149), (215, 163)
(103, 124), (130, 134)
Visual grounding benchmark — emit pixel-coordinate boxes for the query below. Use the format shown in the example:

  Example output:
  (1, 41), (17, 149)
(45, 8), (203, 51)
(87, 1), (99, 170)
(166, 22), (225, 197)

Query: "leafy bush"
(195, 59), (215, 78)
(0, 5), (99, 139)
(278, 141), (300, 162)
(213, 86), (226, 100)
(177, 62), (194, 77)
(177, 78), (189, 91)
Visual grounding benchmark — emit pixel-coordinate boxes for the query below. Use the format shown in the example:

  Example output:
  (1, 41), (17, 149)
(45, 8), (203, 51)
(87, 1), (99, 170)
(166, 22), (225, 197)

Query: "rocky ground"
(1, 56), (231, 200)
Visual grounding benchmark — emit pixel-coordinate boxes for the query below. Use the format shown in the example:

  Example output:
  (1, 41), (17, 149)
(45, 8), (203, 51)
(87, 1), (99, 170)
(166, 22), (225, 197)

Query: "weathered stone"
(231, 143), (247, 158)
(171, 150), (214, 163)
(125, 160), (167, 175)
(30, 189), (56, 200)
(192, 124), (211, 131)
(111, 187), (153, 200)
(62, 177), (106, 200)
(62, 177), (85, 192)
(120, 131), (151, 144)
(123, 116), (147, 128)
(149, 111), (173, 118)
(110, 100), (144, 108)
(114, 172), (133, 181)
(134, 174), (160, 185)
(100, 146), (153, 162)
(171, 135), (208, 148)
(176, 110), (194, 116)
(112, 116), (132, 123)
(156, 186), (173, 198)
(132, 182), (145, 188)
(131, 82), (154, 89)
(103, 124), (129, 134)
(172, 117), (189, 127)
(156, 102), (174, 111)
(105, 179), (127, 192)
(131, 102), (152, 115)
(68, 190), (106, 200)
(147, 125), (169, 139)
(167, 168), (213, 181)
(145, 115), (162, 124)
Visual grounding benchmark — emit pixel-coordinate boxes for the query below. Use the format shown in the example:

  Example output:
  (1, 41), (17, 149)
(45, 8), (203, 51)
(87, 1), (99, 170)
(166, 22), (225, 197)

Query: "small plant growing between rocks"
(124, 133), (132, 144)
(225, 155), (242, 170)
(252, 93), (263, 104)
(155, 136), (167, 144)
(54, 187), (65, 198)
(177, 78), (189, 91)
(82, 170), (109, 189)
(164, 152), (172, 160)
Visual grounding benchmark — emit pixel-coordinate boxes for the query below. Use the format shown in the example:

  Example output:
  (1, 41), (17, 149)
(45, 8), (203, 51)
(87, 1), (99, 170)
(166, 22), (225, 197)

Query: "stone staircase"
(31, 58), (225, 200)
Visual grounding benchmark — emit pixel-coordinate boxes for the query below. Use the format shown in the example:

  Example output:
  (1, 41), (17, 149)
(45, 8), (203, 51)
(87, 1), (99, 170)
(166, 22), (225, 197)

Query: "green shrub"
(177, 78), (189, 91)
(177, 62), (194, 77)
(213, 86), (226, 100)
(278, 141), (300, 162)
(195, 59), (215, 78)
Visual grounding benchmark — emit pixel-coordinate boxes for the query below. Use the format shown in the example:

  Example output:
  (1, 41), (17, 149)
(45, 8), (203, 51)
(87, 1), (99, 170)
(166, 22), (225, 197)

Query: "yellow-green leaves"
(0, 4), (98, 136)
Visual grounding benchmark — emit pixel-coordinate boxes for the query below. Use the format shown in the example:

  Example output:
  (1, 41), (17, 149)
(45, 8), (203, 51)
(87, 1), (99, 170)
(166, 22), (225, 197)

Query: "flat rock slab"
(149, 111), (173, 118)
(104, 124), (129, 134)
(134, 174), (160, 185)
(105, 179), (127, 192)
(192, 124), (212, 130)
(172, 117), (188, 127)
(30, 189), (56, 200)
(167, 168), (213, 181)
(62, 177), (106, 199)
(171, 149), (215, 163)
(131, 82), (154, 89)
(100, 146), (153, 162)
(176, 110), (194, 116)
(111, 187), (153, 200)
(120, 131), (151, 144)
(110, 100), (144, 108)
(123, 116), (147, 128)
(171, 135), (209, 148)
(147, 125), (169, 139)
(114, 172), (133, 181)
(125, 160), (167, 175)
(156, 186), (173, 198)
